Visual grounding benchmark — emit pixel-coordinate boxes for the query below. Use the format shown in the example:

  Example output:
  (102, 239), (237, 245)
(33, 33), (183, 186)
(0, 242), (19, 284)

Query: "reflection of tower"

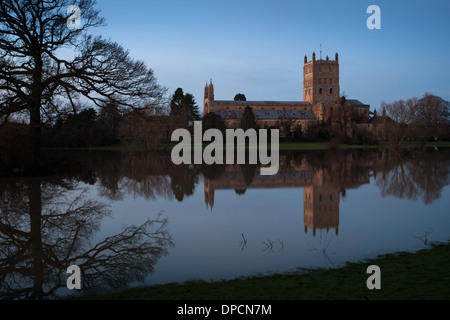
(303, 186), (340, 237)
(204, 179), (215, 211)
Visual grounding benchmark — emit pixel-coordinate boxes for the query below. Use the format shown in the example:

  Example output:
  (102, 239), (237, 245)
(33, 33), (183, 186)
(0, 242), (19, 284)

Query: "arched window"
(330, 88), (333, 94)
(319, 88), (323, 95)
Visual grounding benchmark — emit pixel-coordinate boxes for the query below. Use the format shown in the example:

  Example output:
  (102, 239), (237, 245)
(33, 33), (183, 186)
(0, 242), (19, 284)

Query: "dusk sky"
(93, 0), (450, 112)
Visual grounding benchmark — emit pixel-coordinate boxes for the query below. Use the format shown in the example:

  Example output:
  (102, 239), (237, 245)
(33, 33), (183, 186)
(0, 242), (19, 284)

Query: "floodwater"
(1, 148), (449, 299)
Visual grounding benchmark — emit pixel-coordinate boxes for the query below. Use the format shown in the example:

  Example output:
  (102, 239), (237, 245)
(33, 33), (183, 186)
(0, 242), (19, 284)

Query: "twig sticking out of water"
(263, 239), (275, 254)
(414, 229), (434, 246)
(239, 233), (248, 251)
(277, 239), (285, 253)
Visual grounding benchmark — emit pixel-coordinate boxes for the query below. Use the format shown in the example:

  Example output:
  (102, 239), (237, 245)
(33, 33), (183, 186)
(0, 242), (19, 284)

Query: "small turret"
(208, 79), (214, 101)
(204, 81), (209, 99)
(204, 79), (215, 116)
(312, 52), (316, 62)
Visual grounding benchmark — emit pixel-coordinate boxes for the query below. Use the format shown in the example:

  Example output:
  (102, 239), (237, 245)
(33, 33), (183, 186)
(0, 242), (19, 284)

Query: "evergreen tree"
(234, 94), (247, 102)
(203, 112), (226, 133)
(170, 89), (201, 121)
(170, 88), (185, 116)
(240, 106), (256, 130)
(182, 94), (201, 121)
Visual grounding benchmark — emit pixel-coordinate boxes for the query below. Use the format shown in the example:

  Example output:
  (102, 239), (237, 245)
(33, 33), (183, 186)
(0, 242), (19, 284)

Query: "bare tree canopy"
(381, 97), (417, 145)
(0, 0), (166, 155)
(414, 93), (449, 141)
(381, 93), (449, 145)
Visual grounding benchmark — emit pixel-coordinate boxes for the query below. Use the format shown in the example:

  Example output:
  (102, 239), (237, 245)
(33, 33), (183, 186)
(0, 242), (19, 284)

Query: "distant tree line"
(281, 93), (449, 146)
(1, 83), (449, 175)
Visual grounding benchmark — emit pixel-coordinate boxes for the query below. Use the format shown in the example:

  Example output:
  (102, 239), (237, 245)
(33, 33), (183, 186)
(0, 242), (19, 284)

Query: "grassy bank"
(279, 141), (450, 151)
(76, 242), (450, 300)
(49, 141), (450, 153)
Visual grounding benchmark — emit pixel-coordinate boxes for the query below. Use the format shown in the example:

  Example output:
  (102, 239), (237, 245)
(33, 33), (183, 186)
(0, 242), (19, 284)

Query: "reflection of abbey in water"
(303, 185), (339, 237)
(204, 153), (385, 237)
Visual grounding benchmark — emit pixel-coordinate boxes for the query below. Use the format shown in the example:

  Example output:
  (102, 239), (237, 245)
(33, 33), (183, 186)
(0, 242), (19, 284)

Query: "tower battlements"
(303, 52), (340, 105)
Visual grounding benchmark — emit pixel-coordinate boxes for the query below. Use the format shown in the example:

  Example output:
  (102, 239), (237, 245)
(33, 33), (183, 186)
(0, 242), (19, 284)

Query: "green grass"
(279, 141), (450, 151)
(278, 142), (328, 150)
(74, 242), (450, 300)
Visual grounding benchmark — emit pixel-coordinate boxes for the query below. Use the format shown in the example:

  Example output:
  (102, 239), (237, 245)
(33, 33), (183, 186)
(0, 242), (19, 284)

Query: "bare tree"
(278, 113), (296, 138)
(413, 93), (449, 144)
(382, 98), (417, 146)
(0, 0), (166, 160)
(118, 109), (173, 151)
(328, 97), (352, 143)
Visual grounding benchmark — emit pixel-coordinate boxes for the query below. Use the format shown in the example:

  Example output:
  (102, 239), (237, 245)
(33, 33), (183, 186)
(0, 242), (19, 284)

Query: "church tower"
(203, 80), (215, 116)
(303, 52), (340, 104)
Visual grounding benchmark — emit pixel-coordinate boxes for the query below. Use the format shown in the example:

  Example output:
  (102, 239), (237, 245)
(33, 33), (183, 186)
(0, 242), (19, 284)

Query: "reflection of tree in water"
(240, 164), (258, 185)
(199, 163), (226, 180)
(0, 177), (173, 300)
(170, 166), (199, 202)
(289, 148), (450, 206)
(91, 152), (200, 202)
(375, 150), (450, 204)
(118, 154), (174, 201)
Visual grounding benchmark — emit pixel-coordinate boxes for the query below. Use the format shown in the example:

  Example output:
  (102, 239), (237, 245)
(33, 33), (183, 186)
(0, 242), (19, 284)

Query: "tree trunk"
(30, 104), (41, 169)
(30, 52), (43, 172)
(28, 178), (44, 299)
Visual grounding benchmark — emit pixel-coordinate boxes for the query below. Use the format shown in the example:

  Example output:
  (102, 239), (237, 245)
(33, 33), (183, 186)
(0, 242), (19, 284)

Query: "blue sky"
(92, 0), (450, 112)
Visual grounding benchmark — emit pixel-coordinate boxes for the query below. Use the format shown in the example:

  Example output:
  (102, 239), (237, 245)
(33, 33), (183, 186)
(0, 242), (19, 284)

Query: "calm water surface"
(1, 148), (449, 299)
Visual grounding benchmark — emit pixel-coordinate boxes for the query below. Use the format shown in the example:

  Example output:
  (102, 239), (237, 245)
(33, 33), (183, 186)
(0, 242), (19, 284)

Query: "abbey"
(203, 52), (370, 134)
